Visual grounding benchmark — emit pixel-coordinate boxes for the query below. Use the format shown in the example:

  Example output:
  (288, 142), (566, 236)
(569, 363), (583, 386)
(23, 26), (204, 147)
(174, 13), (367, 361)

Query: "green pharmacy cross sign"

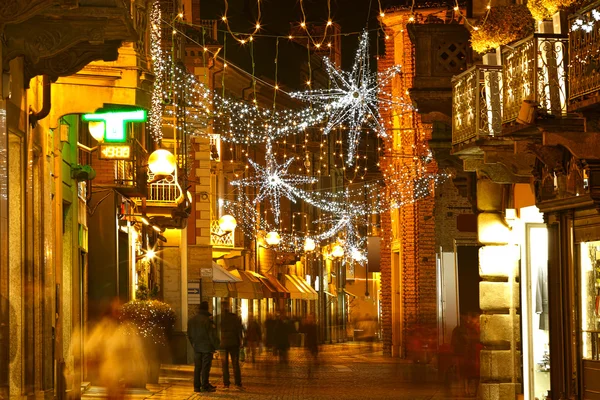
(83, 109), (147, 143)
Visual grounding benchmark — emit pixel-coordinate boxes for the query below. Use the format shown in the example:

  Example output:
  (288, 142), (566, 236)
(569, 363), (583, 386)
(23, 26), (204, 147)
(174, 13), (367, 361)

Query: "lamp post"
(331, 243), (345, 343)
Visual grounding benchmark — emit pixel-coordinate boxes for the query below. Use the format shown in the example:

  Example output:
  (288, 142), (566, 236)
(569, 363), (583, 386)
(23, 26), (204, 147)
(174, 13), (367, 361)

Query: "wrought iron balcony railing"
(114, 139), (147, 197)
(147, 173), (180, 205)
(452, 64), (503, 146)
(210, 220), (235, 247)
(569, 2), (600, 103)
(502, 33), (568, 123)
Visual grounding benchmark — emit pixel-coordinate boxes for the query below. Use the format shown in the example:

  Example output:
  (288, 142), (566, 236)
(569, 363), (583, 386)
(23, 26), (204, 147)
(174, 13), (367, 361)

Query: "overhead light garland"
(290, 31), (409, 165)
(150, 1), (166, 141)
(230, 141), (318, 224)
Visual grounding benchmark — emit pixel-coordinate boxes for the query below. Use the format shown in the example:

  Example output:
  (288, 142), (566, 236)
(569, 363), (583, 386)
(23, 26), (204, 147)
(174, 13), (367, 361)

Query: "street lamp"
(88, 121), (105, 142)
(332, 244), (344, 258)
(148, 149), (176, 175)
(304, 237), (316, 252)
(265, 231), (281, 246)
(218, 214), (237, 232)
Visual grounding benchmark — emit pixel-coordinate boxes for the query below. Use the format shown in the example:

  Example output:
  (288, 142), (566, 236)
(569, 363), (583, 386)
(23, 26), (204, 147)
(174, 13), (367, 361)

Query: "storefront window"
(581, 241), (600, 360)
(525, 225), (550, 400)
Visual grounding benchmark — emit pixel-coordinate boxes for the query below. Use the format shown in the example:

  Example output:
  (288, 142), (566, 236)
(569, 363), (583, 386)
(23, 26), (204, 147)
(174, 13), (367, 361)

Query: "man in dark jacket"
(218, 301), (244, 389)
(188, 301), (219, 393)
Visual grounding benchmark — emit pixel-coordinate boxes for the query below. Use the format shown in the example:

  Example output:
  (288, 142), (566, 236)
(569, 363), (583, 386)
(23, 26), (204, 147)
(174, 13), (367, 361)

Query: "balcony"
(146, 173), (180, 205)
(502, 33), (568, 124)
(91, 139), (147, 197)
(569, 1), (600, 109)
(452, 65), (503, 147)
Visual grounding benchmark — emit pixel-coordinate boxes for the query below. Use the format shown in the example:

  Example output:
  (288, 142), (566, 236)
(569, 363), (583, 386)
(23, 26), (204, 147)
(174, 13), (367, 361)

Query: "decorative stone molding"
(0, 0), (53, 29)
(463, 157), (530, 184)
(23, 40), (121, 86)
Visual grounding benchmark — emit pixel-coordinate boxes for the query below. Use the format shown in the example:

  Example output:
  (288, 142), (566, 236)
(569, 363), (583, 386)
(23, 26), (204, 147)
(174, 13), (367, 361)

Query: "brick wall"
(379, 16), (439, 357)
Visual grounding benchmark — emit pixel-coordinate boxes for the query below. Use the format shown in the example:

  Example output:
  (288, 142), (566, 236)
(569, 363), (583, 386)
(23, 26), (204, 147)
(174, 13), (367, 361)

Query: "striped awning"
(230, 269), (264, 299)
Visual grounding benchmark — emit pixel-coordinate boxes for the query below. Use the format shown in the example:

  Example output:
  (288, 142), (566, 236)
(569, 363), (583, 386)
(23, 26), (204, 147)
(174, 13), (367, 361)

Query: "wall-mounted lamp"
(218, 214), (237, 232)
(304, 238), (316, 252)
(265, 231), (281, 246)
(148, 149), (176, 176)
(332, 244), (344, 258)
(145, 248), (156, 260)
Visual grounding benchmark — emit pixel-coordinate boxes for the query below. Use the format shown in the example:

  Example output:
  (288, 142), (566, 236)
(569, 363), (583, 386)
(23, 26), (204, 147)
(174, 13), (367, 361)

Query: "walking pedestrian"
(301, 314), (319, 378)
(246, 315), (262, 365)
(187, 301), (219, 393)
(218, 301), (244, 390)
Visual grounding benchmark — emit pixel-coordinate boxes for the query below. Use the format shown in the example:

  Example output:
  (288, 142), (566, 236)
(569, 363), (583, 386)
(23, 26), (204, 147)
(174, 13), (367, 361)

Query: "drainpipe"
(29, 75), (51, 128)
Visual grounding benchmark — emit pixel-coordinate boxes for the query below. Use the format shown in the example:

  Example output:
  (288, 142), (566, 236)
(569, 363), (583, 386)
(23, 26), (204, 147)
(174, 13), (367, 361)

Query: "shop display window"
(525, 225), (550, 400)
(580, 241), (600, 360)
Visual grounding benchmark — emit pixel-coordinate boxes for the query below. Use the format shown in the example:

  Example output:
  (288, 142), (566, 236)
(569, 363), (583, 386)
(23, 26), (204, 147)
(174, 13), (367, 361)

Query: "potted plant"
(470, 5), (535, 54)
(119, 296), (176, 385)
(527, 0), (578, 22)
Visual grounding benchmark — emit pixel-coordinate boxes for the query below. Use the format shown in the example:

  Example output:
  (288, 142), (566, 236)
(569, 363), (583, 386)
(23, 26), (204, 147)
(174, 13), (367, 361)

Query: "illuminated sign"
(99, 144), (132, 160)
(83, 109), (147, 143)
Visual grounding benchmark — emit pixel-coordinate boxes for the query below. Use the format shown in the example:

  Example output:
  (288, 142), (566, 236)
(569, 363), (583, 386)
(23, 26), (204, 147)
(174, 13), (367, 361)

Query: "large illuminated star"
(230, 148), (317, 224)
(290, 31), (408, 164)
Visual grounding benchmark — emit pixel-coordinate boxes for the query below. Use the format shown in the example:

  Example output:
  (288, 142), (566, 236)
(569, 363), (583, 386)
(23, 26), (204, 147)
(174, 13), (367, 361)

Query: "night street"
(82, 343), (469, 400)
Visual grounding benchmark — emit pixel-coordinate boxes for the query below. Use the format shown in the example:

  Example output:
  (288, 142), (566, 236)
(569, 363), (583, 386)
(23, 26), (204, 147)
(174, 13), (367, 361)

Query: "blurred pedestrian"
(451, 314), (469, 395)
(218, 301), (244, 390)
(301, 314), (319, 378)
(187, 301), (219, 393)
(246, 315), (262, 365)
(84, 298), (147, 399)
(274, 312), (294, 365)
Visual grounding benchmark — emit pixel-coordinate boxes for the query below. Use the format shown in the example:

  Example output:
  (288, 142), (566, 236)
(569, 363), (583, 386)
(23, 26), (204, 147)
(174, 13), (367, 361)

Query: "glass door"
(524, 225), (550, 400)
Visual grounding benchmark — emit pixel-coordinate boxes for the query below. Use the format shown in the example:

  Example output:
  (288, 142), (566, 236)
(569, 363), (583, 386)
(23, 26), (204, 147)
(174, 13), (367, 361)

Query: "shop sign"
(83, 109), (147, 143)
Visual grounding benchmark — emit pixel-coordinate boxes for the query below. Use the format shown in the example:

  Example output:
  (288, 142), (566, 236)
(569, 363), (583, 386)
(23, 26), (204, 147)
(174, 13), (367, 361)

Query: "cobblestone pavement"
(83, 343), (474, 400)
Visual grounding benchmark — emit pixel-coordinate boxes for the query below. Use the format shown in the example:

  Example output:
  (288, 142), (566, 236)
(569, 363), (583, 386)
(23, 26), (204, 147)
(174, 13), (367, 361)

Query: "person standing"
(218, 301), (244, 390)
(187, 301), (219, 393)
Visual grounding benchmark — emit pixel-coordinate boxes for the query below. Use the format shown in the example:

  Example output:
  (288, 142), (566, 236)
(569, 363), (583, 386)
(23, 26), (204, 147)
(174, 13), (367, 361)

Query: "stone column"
(477, 178), (521, 400)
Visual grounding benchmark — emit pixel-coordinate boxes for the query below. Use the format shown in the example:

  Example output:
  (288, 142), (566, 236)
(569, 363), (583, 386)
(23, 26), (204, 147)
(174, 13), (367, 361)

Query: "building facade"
(0, 0), (153, 398)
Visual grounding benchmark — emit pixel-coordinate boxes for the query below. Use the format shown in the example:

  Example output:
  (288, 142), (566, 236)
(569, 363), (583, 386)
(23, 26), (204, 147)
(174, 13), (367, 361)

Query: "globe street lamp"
(265, 231), (281, 246)
(332, 244), (345, 258)
(218, 214), (237, 233)
(148, 149), (176, 176)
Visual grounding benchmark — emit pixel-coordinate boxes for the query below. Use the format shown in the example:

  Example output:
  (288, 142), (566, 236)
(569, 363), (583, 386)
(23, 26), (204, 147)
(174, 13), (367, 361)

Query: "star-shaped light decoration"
(230, 143), (317, 224)
(290, 31), (409, 165)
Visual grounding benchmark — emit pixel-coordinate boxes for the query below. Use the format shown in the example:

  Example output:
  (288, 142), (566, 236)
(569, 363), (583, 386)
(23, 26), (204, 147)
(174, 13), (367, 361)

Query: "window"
(581, 241), (600, 360)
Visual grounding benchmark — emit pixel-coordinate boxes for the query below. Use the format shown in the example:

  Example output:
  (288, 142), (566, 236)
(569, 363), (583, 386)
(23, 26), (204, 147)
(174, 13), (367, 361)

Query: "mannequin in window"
(536, 264), (549, 331)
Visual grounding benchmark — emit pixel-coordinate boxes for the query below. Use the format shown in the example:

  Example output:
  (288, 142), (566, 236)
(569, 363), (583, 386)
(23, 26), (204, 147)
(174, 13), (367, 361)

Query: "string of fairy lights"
(148, 0), (448, 262)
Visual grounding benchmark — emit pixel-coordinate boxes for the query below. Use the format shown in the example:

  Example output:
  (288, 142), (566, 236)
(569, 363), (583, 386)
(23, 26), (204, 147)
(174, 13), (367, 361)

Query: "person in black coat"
(218, 301), (244, 389)
(187, 301), (220, 393)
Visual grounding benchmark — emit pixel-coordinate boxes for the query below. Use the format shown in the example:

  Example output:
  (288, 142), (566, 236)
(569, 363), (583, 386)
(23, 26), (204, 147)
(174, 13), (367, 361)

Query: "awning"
(200, 281), (237, 299)
(343, 288), (358, 298)
(230, 269), (264, 299)
(265, 274), (291, 299)
(212, 262), (242, 283)
(284, 274), (317, 300)
(246, 270), (276, 298)
(289, 275), (318, 301)
(284, 274), (308, 300)
(324, 291), (336, 297)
